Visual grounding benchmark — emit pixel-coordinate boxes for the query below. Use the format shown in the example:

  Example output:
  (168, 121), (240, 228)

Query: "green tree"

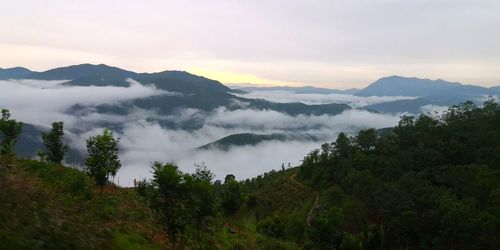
(149, 162), (192, 245)
(190, 164), (215, 236)
(356, 129), (377, 152)
(224, 174), (236, 183)
(84, 128), (121, 189)
(221, 174), (243, 215)
(0, 109), (23, 157)
(332, 132), (351, 160)
(40, 121), (68, 164)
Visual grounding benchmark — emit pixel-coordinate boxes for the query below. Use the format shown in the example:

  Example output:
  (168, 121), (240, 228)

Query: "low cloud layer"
(103, 107), (402, 186)
(0, 79), (168, 127)
(1, 79), (405, 186)
(235, 90), (415, 107)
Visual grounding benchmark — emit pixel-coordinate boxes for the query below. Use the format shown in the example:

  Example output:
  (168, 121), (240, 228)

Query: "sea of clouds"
(234, 90), (416, 107)
(1, 79), (411, 186)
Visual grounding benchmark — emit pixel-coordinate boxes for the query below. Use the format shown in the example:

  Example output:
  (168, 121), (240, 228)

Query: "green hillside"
(0, 159), (169, 249)
(1, 99), (500, 249)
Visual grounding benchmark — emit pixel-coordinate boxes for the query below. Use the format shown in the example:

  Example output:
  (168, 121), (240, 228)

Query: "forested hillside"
(296, 99), (500, 249)
(1, 100), (499, 249)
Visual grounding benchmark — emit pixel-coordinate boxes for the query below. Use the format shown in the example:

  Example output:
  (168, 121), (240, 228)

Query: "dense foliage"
(298, 100), (500, 249)
(136, 162), (246, 248)
(0, 109), (23, 156)
(39, 121), (68, 164)
(85, 128), (121, 189)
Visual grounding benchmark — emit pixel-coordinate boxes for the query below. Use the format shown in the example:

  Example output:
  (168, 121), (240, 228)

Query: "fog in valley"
(1, 79), (418, 186)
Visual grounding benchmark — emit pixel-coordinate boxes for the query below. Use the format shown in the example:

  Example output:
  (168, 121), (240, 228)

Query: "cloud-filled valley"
(1, 78), (406, 186)
(234, 90), (416, 107)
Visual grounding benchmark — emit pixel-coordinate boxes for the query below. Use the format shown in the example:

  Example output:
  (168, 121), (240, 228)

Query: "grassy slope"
(0, 158), (170, 250)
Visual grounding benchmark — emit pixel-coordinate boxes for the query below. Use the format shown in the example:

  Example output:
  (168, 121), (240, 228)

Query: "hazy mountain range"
(234, 75), (499, 114)
(2, 64), (498, 165)
(234, 84), (360, 95)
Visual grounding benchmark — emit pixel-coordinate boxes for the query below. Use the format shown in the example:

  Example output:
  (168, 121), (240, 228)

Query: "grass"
(0, 158), (169, 249)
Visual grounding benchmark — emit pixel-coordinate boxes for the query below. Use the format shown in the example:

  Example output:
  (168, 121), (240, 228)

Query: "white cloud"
(234, 90), (416, 107)
(0, 79), (171, 127)
(0, 79), (404, 186)
(110, 108), (403, 186)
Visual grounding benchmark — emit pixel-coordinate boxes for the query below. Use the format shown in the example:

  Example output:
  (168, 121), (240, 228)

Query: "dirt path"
(290, 174), (320, 226)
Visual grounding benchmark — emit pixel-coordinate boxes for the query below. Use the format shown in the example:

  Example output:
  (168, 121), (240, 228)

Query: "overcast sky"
(1, 0), (499, 88)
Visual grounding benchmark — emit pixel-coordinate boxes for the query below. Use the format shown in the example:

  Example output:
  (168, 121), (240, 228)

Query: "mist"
(0, 79), (405, 186)
(234, 90), (416, 107)
(0, 79), (169, 127)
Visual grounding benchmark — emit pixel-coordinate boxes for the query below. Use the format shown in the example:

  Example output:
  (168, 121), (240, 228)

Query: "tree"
(221, 175), (244, 215)
(84, 128), (121, 189)
(224, 174), (236, 184)
(356, 129), (377, 152)
(40, 121), (68, 164)
(333, 132), (351, 160)
(150, 162), (187, 243)
(0, 109), (23, 157)
(189, 164), (215, 239)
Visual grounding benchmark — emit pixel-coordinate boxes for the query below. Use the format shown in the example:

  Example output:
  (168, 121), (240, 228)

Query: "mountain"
(26, 64), (232, 93)
(21, 64), (349, 123)
(2, 63), (351, 137)
(363, 97), (435, 114)
(198, 133), (318, 151)
(355, 76), (463, 97)
(27, 64), (137, 86)
(234, 84), (359, 95)
(0, 67), (33, 80)
(245, 99), (350, 116)
(358, 76), (499, 113)
(137, 70), (231, 94)
(490, 85), (500, 94)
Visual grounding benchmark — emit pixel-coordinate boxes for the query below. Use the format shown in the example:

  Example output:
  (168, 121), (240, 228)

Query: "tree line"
(297, 99), (500, 249)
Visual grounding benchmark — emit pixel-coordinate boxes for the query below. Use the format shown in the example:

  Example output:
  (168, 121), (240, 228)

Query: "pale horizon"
(4, 62), (496, 90)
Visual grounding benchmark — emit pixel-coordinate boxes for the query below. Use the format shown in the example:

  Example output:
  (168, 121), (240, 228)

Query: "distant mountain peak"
(356, 76), (463, 97)
(0, 66), (33, 80)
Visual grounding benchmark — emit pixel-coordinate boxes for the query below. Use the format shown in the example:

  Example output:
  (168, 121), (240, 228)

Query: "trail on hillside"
(289, 174), (319, 227)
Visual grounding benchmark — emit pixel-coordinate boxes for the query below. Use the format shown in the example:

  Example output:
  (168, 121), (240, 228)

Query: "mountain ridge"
(5, 64), (498, 116)
(0, 67), (34, 80)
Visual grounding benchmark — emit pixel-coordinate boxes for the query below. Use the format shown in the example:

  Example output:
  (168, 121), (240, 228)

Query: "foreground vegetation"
(1, 99), (500, 249)
(0, 159), (168, 249)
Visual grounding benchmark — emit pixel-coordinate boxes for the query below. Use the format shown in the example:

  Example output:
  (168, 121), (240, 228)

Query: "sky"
(1, 0), (500, 88)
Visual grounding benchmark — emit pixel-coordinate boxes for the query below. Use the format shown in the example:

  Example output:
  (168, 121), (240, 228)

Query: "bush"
(61, 169), (93, 199)
(257, 214), (285, 239)
(21, 159), (92, 199)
